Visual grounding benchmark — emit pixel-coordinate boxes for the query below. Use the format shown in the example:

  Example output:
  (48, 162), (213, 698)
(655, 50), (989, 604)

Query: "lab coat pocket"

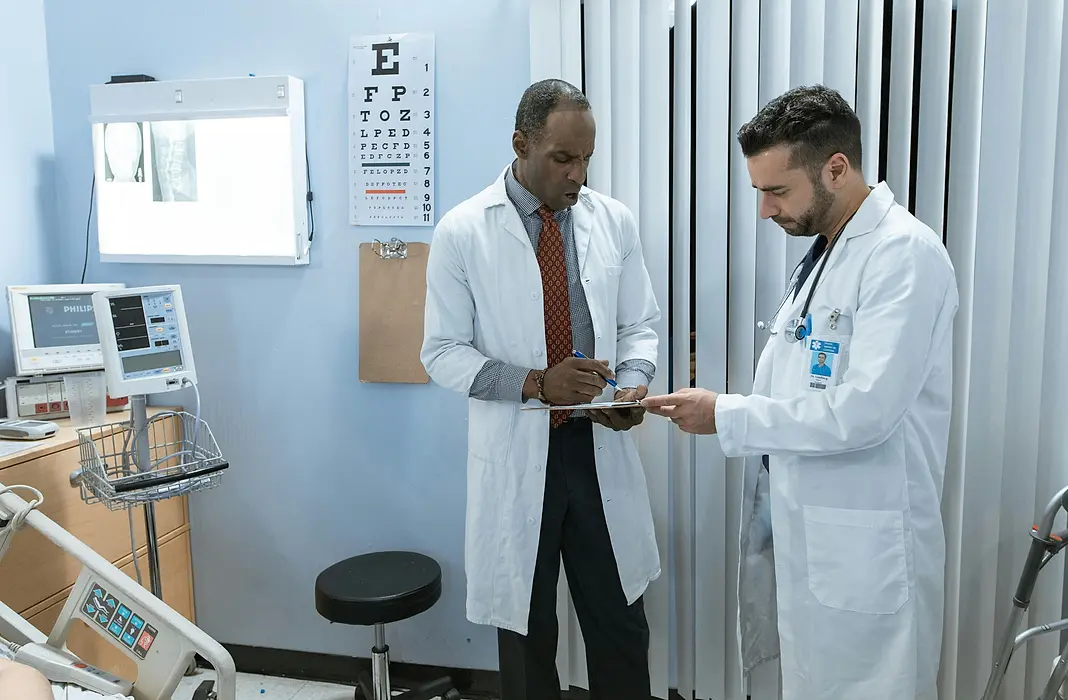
(603, 265), (622, 301)
(829, 311), (853, 384)
(835, 333), (852, 384)
(803, 505), (909, 615)
(467, 400), (516, 464)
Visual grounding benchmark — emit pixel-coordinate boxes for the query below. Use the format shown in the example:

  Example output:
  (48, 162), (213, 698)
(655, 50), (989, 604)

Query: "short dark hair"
(737, 84), (863, 176)
(514, 78), (591, 144)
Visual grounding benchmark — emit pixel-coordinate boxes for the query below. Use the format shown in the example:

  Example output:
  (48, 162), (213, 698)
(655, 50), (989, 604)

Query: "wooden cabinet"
(0, 409), (195, 677)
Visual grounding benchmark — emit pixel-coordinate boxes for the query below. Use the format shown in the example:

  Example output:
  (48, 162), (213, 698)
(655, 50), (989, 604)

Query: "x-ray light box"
(89, 75), (309, 266)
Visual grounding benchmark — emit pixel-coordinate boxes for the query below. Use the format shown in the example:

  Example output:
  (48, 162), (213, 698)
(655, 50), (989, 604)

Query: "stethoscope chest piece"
(784, 313), (812, 343)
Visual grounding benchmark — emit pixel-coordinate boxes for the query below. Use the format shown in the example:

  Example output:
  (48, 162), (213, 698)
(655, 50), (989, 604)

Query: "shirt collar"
(505, 161), (566, 217)
(807, 233), (828, 261)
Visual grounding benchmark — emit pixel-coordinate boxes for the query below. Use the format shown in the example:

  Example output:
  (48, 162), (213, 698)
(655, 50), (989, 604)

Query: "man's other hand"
(588, 385), (648, 431)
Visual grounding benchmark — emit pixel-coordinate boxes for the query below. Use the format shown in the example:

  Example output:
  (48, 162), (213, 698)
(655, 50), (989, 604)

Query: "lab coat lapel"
(778, 182), (895, 325)
(572, 189), (594, 273)
(499, 204), (532, 251)
(841, 181), (894, 242)
(787, 240), (845, 318)
(487, 166), (534, 251)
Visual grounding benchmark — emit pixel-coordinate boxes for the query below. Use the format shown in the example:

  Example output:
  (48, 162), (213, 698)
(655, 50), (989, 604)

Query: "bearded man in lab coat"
(644, 85), (959, 700)
(421, 78), (661, 700)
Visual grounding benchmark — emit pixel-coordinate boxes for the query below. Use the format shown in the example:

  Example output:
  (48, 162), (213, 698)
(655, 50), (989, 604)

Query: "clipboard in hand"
(521, 400), (643, 411)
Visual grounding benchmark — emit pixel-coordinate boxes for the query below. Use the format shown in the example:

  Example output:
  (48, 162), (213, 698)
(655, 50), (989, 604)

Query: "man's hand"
(588, 385), (648, 431)
(541, 357), (614, 405)
(642, 388), (719, 434)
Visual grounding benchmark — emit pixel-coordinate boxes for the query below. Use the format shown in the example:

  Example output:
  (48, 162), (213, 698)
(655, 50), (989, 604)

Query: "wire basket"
(73, 411), (227, 510)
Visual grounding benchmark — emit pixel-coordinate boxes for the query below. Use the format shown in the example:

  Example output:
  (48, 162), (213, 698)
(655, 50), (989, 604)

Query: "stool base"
(356, 672), (460, 700)
(354, 624), (461, 700)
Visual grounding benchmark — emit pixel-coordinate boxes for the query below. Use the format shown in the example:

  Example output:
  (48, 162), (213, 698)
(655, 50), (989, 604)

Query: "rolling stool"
(315, 551), (461, 700)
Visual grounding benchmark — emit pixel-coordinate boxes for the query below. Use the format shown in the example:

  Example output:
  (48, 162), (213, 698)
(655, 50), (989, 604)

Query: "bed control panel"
(44, 554), (231, 700)
(79, 580), (161, 660)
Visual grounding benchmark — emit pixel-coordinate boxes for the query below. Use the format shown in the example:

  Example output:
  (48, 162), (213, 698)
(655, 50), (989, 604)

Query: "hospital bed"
(983, 484), (1068, 699)
(0, 481), (235, 700)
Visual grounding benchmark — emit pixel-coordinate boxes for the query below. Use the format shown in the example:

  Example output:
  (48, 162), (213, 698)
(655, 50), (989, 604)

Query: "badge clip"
(829, 308), (841, 331)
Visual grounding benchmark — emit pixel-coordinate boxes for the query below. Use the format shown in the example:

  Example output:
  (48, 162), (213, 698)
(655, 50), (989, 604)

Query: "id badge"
(806, 338), (841, 391)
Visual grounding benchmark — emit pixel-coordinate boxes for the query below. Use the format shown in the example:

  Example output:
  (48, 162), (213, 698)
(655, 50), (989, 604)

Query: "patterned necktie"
(536, 205), (573, 428)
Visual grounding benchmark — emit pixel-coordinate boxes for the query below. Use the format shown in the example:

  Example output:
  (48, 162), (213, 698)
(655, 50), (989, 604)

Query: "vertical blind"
(529, 0), (1068, 698)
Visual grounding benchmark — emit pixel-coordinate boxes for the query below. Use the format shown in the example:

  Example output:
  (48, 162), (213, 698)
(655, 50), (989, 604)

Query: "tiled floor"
(170, 669), (475, 700)
(171, 670), (346, 699)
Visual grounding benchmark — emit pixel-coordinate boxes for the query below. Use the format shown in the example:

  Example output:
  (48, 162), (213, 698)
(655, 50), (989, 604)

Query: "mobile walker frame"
(983, 485), (1068, 699)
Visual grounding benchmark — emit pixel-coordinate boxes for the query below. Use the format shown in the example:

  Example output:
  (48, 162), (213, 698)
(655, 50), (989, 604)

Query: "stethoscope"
(756, 260), (805, 339)
(755, 210), (855, 343)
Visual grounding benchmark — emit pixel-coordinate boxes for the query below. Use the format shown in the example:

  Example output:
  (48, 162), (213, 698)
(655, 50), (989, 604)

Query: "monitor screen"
(8, 284), (124, 376)
(27, 294), (101, 348)
(107, 291), (186, 380)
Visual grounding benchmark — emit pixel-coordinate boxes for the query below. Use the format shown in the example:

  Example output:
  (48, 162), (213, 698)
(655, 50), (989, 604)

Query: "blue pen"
(572, 350), (617, 388)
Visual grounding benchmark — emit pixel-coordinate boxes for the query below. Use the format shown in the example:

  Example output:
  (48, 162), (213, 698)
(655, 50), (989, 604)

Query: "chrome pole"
(371, 623), (390, 700)
(130, 395), (162, 599)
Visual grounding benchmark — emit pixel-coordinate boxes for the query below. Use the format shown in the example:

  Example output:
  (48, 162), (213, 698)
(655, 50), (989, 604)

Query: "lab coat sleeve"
(420, 215), (498, 395)
(715, 236), (956, 458)
(614, 207), (660, 373)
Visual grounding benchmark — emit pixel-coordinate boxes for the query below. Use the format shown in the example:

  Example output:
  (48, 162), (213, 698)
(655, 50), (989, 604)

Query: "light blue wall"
(42, 0), (530, 670)
(0, 0), (58, 387)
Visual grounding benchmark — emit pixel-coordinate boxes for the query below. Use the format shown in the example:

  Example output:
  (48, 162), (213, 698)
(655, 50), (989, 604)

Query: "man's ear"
(825, 153), (850, 189)
(512, 130), (528, 159)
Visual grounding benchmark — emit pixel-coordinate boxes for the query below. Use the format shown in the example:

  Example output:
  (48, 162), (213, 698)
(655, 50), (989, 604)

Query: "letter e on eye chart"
(348, 32), (436, 227)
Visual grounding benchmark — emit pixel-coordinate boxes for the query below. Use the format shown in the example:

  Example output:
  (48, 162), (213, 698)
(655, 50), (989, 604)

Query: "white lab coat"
(715, 183), (958, 700)
(420, 165), (662, 635)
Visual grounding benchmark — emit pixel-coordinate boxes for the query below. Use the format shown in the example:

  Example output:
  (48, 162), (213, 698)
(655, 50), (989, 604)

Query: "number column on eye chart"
(407, 57), (433, 227)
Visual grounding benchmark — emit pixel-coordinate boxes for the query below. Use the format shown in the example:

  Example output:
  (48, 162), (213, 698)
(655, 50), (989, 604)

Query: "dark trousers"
(497, 418), (651, 700)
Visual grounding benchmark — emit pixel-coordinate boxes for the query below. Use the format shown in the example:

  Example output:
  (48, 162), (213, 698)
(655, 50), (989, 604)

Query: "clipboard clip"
(371, 237), (408, 259)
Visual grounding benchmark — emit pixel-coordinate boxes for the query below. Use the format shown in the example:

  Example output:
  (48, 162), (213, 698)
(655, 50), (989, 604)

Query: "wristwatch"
(534, 369), (548, 403)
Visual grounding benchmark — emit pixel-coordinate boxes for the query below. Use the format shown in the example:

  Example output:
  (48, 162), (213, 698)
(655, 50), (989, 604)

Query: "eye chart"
(348, 32), (436, 227)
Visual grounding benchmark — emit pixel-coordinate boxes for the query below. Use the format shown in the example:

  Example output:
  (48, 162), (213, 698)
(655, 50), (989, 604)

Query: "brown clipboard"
(358, 238), (430, 383)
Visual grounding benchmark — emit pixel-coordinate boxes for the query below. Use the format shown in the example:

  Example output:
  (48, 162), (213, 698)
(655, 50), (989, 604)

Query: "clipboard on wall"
(358, 237), (431, 383)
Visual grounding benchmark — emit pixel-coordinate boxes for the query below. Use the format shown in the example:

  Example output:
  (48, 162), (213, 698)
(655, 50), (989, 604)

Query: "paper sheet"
(63, 371), (107, 428)
(521, 400), (643, 411)
(0, 441), (38, 459)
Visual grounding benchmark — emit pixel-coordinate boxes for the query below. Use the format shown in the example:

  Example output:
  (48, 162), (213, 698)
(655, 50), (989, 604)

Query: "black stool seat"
(315, 551), (442, 626)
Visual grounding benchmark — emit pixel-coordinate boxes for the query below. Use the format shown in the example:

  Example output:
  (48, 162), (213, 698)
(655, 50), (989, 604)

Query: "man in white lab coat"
(644, 85), (959, 700)
(421, 79), (661, 700)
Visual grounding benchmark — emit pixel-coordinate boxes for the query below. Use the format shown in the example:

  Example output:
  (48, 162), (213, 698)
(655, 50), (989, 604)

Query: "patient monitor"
(77, 284), (224, 594)
(7, 284), (125, 377)
(5, 284), (130, 421)
(91, 285), (196, 399)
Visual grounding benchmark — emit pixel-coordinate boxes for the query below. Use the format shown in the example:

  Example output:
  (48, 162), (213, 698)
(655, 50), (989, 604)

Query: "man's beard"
(775, 180), (835, 237)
